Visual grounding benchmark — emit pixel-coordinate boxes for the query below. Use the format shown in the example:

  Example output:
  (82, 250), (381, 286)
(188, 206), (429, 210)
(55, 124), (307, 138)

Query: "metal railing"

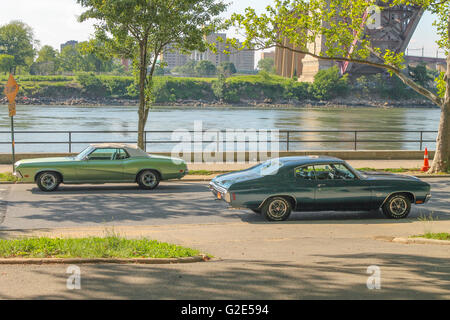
(0, 130), (438, 152)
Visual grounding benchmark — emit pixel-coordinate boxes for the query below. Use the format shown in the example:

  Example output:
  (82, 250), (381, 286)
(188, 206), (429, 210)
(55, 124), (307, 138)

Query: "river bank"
(0, 96), (438, 108)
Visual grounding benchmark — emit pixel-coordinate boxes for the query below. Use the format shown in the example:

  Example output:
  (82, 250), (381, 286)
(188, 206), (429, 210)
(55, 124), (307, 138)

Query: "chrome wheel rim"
(141, 172), (157, 187)
(41, 174), (56, 190)
(268, 200), (288, 218)
(390, 197), (408, 216)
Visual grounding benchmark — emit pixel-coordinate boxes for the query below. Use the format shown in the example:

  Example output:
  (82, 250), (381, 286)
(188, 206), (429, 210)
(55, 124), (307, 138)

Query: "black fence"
(0, 130), (438, 153)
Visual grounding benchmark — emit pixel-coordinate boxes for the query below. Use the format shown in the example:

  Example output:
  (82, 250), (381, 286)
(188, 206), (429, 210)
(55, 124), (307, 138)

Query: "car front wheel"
(137, 170), (160, 190)
(382, 194), (411, 219)
(261, 197), (292, 222)
(36, 172), (61, 192)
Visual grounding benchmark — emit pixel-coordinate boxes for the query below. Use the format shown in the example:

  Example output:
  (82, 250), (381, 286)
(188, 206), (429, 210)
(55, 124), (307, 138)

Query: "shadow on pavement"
(0, 252), (448, 299)
(2, 179), (449, 227)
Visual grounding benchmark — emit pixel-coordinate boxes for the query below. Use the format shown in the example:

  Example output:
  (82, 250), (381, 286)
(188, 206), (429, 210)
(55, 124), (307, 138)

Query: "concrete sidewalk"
(0, 160), (426, 174)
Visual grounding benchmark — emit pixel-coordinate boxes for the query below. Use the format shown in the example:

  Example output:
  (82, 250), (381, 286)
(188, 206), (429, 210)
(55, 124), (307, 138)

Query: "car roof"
(277, 156), (345, 167)
(90, 143), (149, 158)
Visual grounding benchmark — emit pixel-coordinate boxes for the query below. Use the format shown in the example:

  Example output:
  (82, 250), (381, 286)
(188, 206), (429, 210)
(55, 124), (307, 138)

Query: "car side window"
(313, 164), (335, 180)
(314, 164), (356, 180)
(329, 163), (356, 180)
(87, 148), (116, 161)
(295, 165), (315, 180)
(115, 149), (129, 160)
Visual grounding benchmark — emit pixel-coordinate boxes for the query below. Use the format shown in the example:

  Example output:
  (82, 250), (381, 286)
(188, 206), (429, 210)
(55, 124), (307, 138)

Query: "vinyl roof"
(90, 143), (149, 158)
(278, 156), (345, 166)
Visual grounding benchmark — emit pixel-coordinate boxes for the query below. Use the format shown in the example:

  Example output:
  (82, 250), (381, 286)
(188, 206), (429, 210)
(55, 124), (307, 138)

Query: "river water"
(0, 105), (441, 153)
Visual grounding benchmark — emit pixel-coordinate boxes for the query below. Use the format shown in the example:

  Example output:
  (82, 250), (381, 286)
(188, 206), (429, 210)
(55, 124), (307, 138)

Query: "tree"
(195, 60), (217, 76)
(226, 0), (450, 173)
(311, 66), (349, 100)
(78, 0), (227, 149)
(0, 54), (14, 74)
(408, 63), (434, 89)
(257, 57), (276, 74)
(217, 61), (237, 77)
(59, 45), (84, 73)
(0, 21), (37, 73)
(172, 60), (198, 76)
(59, 42), (115, 74)
(31, 45), (60, 75)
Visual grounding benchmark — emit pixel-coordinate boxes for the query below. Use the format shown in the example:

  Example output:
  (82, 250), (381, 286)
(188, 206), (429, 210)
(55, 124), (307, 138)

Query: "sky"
(0, 0), (444, 58)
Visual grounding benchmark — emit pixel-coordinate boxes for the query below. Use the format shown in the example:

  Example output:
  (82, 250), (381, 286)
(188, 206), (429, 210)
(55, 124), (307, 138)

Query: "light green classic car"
(14, 143), (188, 191)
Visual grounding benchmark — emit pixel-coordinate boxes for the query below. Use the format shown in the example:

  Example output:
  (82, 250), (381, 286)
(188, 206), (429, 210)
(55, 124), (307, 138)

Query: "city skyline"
(0, 0), (444, 59)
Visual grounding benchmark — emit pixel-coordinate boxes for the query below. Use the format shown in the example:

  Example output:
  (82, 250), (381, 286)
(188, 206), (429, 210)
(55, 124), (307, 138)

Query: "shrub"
(76, 73), (107, 97)
(311, 66), (349, 100)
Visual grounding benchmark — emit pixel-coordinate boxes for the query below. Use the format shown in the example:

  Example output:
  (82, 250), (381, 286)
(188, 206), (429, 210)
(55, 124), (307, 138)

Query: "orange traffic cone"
(421, 148), (430, 172)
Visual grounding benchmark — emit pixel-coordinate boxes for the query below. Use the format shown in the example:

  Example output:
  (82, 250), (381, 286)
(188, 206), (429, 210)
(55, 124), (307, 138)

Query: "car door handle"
(317, 184), (326, 188)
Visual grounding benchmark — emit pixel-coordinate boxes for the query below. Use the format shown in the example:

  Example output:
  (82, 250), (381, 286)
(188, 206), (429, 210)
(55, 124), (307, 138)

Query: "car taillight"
(232, 193), (236, 201)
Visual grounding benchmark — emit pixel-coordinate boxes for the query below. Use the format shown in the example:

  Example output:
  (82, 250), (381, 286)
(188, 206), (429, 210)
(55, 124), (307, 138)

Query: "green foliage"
(0, 236), (201, 258)
(195, 60), (217, 76)
(98, 75), (134, 97)
(311, 66), (349, 100)
(0, 21), (36, 72)
(436, 72), (446, 98)
(76, 73), (107, 97)
(408, 63), (434, 88)
(153, 76), (214, 102)
(257, 57), (276, 73)
(0, 54), (14, 73)
(217, 61), (237, 77)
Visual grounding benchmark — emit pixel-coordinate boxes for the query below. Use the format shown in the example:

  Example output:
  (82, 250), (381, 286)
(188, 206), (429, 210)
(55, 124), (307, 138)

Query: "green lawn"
(412, 233), (450, 241)
(0, 236), (201, 259)
(0, 172), (16, 182)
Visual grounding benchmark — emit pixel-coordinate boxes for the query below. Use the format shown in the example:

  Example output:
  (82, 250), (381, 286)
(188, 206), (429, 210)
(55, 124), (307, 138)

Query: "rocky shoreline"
(0, 96), (438, 108)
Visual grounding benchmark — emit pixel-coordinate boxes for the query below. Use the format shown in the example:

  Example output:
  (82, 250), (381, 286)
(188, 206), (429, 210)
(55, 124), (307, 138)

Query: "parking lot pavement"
(0, 178), (449, 230)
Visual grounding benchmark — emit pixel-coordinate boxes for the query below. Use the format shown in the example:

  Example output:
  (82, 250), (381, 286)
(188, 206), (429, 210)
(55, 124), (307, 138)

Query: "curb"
(392, 237), (450, 246)
(0, 255), (211, 265)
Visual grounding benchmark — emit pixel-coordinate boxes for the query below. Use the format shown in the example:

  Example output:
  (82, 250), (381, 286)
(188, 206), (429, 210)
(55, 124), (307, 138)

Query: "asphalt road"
(0, 179), (449, 230)
(0, 179), (449, 299)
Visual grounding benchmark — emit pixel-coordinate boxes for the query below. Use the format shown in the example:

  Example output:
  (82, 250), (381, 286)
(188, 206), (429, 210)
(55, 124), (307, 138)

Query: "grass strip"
(411, 233), (450, 241)
(0, 236), (201, 259)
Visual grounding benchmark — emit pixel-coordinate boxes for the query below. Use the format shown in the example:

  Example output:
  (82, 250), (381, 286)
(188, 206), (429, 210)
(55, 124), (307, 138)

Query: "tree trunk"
(429, 11), (450, 173)
(137, 43), (148, 150)
(429, 50), (450, 173)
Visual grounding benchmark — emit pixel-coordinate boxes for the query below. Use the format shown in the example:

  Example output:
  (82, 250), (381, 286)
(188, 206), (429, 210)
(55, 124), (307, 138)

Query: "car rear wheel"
(36, 172), (61, 192)
(261, 197), (292, 222)
(137, 170), (160, 190)
(382, 194), (411, 219)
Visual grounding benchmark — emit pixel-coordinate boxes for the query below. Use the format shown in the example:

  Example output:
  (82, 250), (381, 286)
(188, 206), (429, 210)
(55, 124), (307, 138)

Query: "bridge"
(275, 2), (431, 81)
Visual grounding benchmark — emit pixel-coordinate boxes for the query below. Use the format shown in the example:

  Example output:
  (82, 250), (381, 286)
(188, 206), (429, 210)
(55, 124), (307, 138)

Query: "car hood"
(213, 170), (262, 188)
(15, 157), (74, 166)
(361, 171), (421, 182)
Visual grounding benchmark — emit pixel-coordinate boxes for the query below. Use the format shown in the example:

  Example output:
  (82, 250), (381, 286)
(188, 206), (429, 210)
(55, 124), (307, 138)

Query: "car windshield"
(76, 146), (94, 160)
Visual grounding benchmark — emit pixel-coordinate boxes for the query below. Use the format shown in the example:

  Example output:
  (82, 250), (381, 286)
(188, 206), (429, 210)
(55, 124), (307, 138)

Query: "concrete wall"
(0, 150), (434, 164)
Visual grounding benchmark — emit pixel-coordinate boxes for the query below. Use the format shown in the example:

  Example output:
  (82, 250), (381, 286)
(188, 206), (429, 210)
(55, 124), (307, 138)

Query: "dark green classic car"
(209, 156), (431, 221)
(14, 144), (188, 191)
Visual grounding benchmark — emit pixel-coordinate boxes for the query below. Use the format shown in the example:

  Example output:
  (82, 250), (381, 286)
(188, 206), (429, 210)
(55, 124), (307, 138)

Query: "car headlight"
(224, 192), (231, 203)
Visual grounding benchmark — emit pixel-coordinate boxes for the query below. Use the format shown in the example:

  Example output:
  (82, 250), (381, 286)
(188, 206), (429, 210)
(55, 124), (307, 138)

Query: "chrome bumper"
(209, 181), (231, 203)
(13, 171), (23, 179)
(425, 194), (432, 203)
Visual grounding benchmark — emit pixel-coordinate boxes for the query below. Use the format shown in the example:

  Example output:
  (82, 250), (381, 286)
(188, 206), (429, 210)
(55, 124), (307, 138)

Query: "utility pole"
(3, 74), (19, 171)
